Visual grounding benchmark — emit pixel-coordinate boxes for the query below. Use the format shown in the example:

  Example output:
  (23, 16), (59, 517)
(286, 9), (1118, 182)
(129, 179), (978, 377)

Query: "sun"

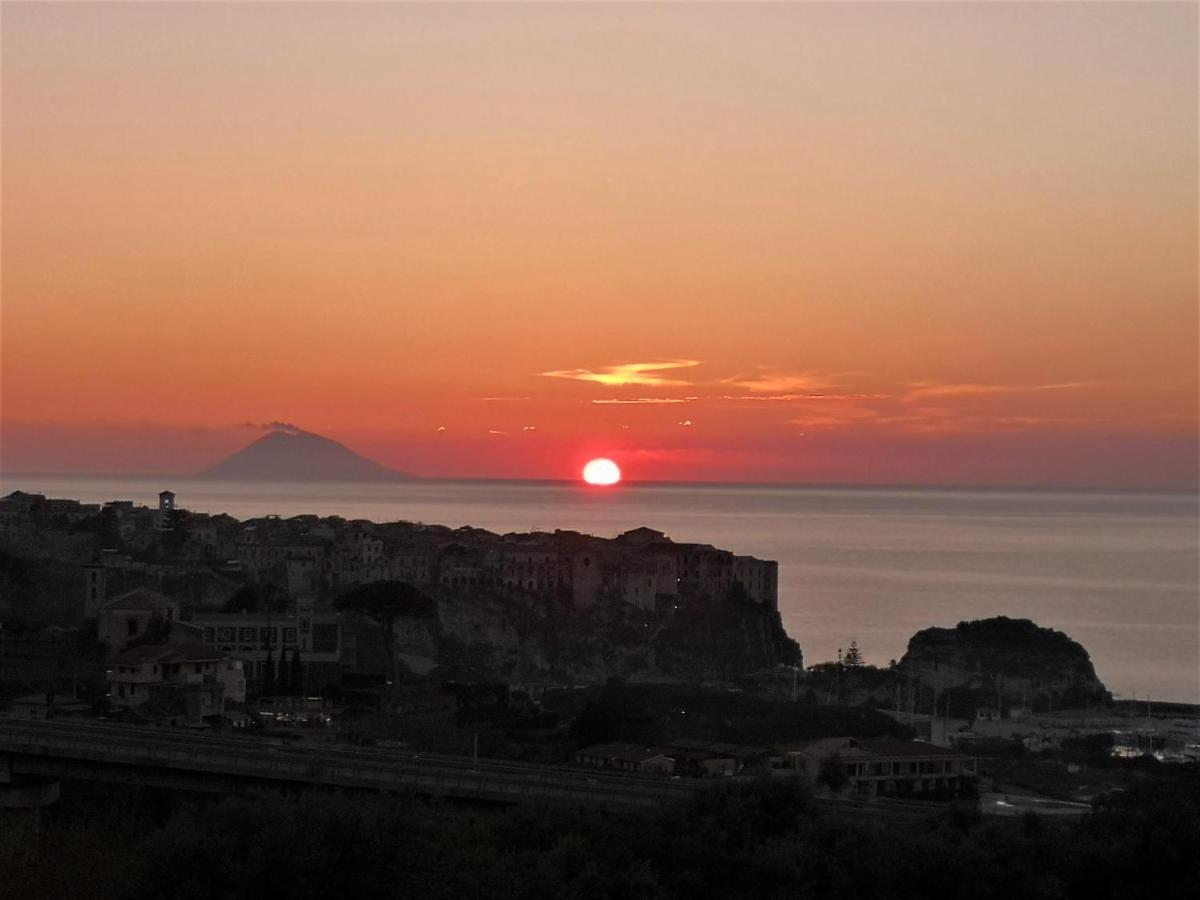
(582, 457), (621, 486)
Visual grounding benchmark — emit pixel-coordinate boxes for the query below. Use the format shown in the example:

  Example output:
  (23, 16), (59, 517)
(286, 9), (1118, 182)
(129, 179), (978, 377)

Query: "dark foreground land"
(5, 767), (1199, 900)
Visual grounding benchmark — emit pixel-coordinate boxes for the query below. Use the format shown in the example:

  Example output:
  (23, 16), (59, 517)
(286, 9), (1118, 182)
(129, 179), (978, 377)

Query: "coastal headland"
(5, 488), (1195, 774)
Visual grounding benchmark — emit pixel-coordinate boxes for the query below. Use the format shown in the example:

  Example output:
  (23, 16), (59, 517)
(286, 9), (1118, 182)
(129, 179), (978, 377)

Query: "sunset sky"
(2, 2), (1196, 486)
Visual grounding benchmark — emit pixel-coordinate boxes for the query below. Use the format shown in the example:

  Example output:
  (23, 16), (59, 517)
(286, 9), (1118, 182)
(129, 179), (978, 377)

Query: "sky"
(2, 1), (1197, 486)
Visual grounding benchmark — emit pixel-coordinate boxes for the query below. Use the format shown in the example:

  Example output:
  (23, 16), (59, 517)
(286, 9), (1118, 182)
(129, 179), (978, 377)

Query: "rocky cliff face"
(391, 587), (801, 685)
(899, 617), (1110, 710)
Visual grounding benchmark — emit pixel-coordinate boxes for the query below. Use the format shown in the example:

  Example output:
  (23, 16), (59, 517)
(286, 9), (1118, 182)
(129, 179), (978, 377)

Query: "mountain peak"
(200, 429), (412, 482)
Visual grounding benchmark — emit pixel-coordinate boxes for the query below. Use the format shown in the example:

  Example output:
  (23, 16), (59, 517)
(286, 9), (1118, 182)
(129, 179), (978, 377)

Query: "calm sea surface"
(4, 475), (1198, 703)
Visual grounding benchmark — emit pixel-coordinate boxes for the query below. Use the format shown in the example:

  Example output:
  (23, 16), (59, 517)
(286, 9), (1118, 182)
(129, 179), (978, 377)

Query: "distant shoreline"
(1, 472), (1195, 496)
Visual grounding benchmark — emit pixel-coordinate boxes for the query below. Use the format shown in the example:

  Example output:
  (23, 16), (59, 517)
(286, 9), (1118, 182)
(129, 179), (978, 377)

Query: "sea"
(3, 475), (1198, 704)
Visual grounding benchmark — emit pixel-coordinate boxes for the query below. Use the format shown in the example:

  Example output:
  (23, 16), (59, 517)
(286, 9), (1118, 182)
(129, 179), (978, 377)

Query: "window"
(194, 663), (202, 674)
(283, 627), (297, 644)
(127, 619), (139, 636)
(240, 628), (256, 642)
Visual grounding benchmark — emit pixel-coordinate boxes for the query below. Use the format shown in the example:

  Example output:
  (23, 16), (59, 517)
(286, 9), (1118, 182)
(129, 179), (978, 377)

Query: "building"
(662, 738), (771, 777)
(779, 737), (977, 798)
(575, 743), (677, 776)
(106, 644), (238, 726)
(84, 562), (107, 616)
(190, 607), (343, 691)
(97, 588), (180, 653)
(156, 490), (176, 530)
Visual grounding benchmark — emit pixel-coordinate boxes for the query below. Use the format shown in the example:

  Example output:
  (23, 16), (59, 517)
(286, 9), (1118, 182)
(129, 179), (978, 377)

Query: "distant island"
(199, 428), (413, 482)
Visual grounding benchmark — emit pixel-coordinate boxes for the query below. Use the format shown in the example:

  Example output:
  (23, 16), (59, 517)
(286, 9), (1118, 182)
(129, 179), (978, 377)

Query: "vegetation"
(817, 751), (849, 793)
(544, 681), (914, 752)
(334, 581), (436, 683)
(5, 767), (1198, 900)
(842, 641), (864, 668)
(222, 582), (288, 614)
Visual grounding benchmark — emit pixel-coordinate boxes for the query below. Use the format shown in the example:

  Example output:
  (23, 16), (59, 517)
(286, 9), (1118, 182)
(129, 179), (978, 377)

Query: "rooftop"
(577, 743), (676, 764)
(103, 588), (178, 611)
(111, 643), (224, 666)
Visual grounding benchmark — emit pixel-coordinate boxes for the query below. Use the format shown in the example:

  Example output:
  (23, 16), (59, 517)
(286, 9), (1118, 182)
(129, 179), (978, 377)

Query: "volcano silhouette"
(200, 430), (412, 482)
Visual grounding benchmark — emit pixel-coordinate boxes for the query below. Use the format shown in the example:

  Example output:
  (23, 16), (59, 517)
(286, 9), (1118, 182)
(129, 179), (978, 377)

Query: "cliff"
(899, 616), (1110, 711)
(390, 586), (801, 685)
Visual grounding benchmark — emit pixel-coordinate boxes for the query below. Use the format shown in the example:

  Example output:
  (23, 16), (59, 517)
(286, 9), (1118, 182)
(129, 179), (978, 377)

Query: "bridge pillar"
(0, 755), (61, 861)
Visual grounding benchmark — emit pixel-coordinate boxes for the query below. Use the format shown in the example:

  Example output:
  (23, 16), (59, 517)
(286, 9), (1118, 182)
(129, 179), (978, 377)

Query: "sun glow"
(582, 458), (621, 486)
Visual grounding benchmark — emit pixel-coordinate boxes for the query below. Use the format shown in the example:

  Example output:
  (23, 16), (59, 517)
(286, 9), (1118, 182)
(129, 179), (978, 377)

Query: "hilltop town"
(0, 489), (797, 723)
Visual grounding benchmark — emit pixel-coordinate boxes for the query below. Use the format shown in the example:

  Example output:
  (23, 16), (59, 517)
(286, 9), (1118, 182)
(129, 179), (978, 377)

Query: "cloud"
(539, 360), (700, 387)
(724, 371), (831, 393)
(903, 381), (1096, 401)
(719, 393), (889, 402)
(239, 421), (309, 435)
(488, 429), (508, 436)
(591, 397), (697, 405)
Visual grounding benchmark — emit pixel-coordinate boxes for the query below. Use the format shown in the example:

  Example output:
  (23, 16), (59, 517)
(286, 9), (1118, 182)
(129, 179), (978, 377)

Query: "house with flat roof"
(780, 736), (977, 798)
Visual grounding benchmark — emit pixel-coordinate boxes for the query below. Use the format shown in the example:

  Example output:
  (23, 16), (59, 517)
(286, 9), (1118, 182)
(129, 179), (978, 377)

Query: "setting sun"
(582, 458), (621, 486)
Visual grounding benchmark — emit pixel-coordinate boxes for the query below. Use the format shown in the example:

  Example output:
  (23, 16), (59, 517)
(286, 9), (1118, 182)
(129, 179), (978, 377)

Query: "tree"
(818, 751), (850, 793)
(842, 641), (864, 668)
(222, 582), (286, 614)
(334, 581), (436, 686)
(289, 648), (303, 696)
(277, 653), (291, 695)
(262, 651), (276, 697)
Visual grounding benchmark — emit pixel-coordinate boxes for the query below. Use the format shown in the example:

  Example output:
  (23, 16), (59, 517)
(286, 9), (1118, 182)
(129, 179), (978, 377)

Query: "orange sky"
(2, 2), (1196, 486)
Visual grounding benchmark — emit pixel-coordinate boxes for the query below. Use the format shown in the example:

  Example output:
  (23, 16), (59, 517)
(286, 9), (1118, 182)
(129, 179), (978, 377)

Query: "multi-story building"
(390, 549), (439, 586)
(107, 643), (240, 726)
(733, 556), (778, 609)
(494, 542), (561, 594)
(190, 607), (344, 691)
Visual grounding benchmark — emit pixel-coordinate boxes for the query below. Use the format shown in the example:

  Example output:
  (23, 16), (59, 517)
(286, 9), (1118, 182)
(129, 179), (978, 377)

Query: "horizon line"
(1, 470), (1196, 496)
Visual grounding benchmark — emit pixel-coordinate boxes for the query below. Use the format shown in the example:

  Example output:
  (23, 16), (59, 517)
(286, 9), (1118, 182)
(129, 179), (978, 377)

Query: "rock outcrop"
(899, 616), (1110, 712)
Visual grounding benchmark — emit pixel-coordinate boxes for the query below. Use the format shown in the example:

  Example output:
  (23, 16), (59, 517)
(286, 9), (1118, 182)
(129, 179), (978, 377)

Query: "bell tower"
(157, 490), (176, 530)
